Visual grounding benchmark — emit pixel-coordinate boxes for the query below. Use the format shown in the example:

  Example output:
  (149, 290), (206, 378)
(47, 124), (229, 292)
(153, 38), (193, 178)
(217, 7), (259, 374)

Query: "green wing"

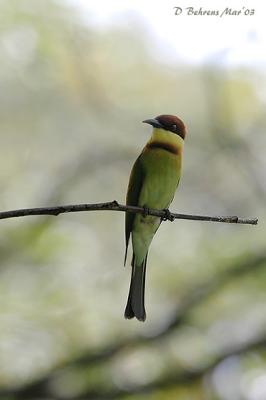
(124, 155), (144, 265)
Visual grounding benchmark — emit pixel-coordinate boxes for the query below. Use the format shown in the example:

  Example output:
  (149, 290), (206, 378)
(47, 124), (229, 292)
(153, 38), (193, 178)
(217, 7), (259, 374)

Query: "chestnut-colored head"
(143, 114), (186, 139)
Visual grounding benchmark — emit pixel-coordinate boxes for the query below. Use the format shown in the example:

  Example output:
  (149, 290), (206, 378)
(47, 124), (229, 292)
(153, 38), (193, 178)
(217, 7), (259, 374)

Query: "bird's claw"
(142, 205), (150, 217)
(161, 208), (174, 222)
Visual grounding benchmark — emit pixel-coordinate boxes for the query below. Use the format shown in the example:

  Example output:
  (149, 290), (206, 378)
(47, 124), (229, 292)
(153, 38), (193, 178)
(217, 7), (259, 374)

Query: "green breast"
(139, 148), (181, 209)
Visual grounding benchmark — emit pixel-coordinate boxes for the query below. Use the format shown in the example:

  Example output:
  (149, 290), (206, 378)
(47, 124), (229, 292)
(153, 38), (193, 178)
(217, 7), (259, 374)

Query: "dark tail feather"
(124, 253), (147, 321)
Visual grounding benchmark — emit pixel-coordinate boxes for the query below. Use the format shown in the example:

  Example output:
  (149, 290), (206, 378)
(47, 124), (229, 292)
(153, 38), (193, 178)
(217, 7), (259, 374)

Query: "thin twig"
(0, 201), (258, 225)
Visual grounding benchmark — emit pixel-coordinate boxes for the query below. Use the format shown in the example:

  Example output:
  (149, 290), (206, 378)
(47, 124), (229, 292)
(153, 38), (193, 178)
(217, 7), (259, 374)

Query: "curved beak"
(142, 118), (163, 129)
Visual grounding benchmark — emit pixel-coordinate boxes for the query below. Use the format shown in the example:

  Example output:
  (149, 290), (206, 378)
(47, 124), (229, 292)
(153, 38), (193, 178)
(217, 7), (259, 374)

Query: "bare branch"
(0, 201), (258, 225)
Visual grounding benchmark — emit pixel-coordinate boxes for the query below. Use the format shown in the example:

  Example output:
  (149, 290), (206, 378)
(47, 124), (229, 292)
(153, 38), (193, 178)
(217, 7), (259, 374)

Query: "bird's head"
(143, 114), (186, 140)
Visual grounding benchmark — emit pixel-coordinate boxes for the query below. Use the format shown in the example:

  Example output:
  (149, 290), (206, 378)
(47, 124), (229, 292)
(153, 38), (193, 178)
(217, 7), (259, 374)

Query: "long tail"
(124, 253), (148, 321)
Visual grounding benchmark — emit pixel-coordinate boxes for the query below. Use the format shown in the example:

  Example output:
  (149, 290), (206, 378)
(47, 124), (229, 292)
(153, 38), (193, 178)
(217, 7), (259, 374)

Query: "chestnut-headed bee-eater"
(124, 114), (186, 321)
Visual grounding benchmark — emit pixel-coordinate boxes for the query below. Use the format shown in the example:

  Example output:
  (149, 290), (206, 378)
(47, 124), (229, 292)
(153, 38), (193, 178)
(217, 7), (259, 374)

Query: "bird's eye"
(172, 124), (177, 130)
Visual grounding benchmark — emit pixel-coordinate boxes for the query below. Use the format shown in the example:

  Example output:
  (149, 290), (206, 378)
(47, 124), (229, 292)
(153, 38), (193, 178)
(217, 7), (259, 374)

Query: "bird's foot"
(142, 205), (150, 217)
(161, 208), (174, 222)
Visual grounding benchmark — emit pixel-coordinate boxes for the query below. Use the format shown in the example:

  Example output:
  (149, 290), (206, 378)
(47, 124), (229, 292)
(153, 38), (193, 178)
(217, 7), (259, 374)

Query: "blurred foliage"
(0, 0), (265, 399)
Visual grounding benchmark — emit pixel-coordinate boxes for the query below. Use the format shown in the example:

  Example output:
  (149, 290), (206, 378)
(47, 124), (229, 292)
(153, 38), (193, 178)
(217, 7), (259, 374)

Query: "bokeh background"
(0, 0), (265, 399)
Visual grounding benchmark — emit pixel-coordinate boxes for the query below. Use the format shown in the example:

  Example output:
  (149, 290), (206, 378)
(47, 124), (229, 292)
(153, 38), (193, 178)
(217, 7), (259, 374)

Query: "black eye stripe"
(162, 123), (176, 131)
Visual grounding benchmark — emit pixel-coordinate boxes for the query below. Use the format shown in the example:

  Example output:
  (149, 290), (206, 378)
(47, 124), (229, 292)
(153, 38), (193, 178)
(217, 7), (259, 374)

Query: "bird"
(124, 114), (186, 321)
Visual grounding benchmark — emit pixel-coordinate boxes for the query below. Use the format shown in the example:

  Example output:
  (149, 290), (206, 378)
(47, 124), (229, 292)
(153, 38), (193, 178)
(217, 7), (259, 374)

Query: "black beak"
(142, 118), (163, 129)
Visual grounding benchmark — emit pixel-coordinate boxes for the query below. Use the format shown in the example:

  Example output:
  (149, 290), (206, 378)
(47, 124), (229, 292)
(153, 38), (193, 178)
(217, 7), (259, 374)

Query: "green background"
(0, 1), (265, 399)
